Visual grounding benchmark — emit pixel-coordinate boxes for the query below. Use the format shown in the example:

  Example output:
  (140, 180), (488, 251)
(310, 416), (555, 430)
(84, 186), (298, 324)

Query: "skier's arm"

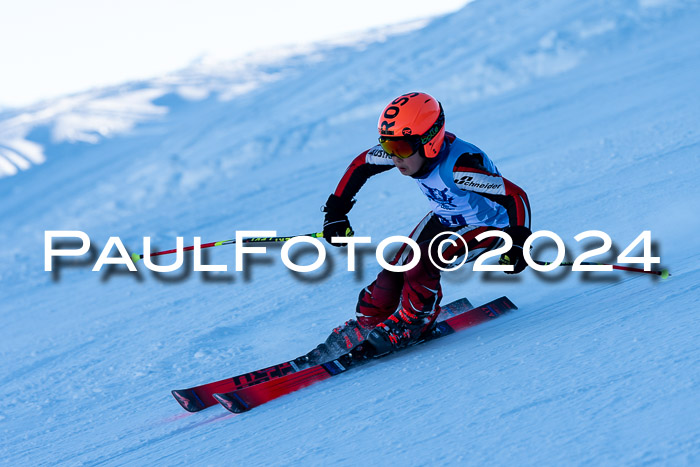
(452, 152), (532, 273)
(452, 153), (531, 229)
(322, 146), (394, 245)
(331, 146), (395, 205)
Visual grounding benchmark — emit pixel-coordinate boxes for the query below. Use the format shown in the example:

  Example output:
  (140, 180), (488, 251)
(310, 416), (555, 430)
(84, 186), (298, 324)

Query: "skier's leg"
(368, 224), (504, 354)
(400, 224), (501, 319)
(355, 212), (435, 327)
(305, 214), (435, 364)
(354, 269), (403, 328)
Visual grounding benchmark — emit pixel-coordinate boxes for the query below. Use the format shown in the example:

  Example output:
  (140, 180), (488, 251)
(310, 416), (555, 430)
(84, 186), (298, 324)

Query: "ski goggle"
(378, 136), (422, 158)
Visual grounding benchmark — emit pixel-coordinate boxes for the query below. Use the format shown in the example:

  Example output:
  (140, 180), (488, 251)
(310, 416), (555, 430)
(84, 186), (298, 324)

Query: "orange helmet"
(377, 92), (445, 158)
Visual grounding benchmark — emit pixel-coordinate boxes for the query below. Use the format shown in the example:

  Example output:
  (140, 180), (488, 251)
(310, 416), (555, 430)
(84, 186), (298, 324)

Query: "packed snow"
(0, 0), (698, 464)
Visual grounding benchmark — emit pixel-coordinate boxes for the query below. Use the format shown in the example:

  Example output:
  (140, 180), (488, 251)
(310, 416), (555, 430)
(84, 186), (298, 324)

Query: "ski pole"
(533, 260), (670, 278)
(131, 232), (323, 262)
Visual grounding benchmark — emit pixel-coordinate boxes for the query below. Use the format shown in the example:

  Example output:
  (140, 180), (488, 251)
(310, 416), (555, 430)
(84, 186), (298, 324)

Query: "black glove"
(499, 225), (532, 274)
(322, 194), (355, 246)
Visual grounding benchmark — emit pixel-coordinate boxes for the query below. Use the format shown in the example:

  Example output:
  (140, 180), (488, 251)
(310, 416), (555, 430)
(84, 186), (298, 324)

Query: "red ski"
(213, 296), (517, 413)
(171, 297), (473, 412)
(171, 361), (302, 412)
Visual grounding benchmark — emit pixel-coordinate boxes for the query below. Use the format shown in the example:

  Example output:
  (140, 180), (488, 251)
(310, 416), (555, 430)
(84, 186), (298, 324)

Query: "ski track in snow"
(0, 0), (699, 464)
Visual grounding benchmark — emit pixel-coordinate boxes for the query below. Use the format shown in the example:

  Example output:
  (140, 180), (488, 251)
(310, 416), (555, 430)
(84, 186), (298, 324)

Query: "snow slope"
(0, 0), (698, 464)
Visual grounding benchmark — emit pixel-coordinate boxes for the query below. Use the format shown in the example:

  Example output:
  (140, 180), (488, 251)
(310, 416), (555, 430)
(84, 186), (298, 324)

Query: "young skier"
(313, 91), (531, 359)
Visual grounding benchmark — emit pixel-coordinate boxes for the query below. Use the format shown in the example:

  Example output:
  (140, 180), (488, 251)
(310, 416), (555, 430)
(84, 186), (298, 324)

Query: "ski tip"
(131, 252), (141, 263)
(213, 392), (249, 413)
(499, 296), (518, 310)
(660, 269), (670, 279)
(171, 389), (205, 413)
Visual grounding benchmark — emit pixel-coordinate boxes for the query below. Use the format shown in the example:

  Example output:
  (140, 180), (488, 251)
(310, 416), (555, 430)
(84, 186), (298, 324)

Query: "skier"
(314, 92), (531, 359)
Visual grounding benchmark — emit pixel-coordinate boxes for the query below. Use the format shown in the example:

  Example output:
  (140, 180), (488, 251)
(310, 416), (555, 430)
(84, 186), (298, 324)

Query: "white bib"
(415, 139), (509, 228)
